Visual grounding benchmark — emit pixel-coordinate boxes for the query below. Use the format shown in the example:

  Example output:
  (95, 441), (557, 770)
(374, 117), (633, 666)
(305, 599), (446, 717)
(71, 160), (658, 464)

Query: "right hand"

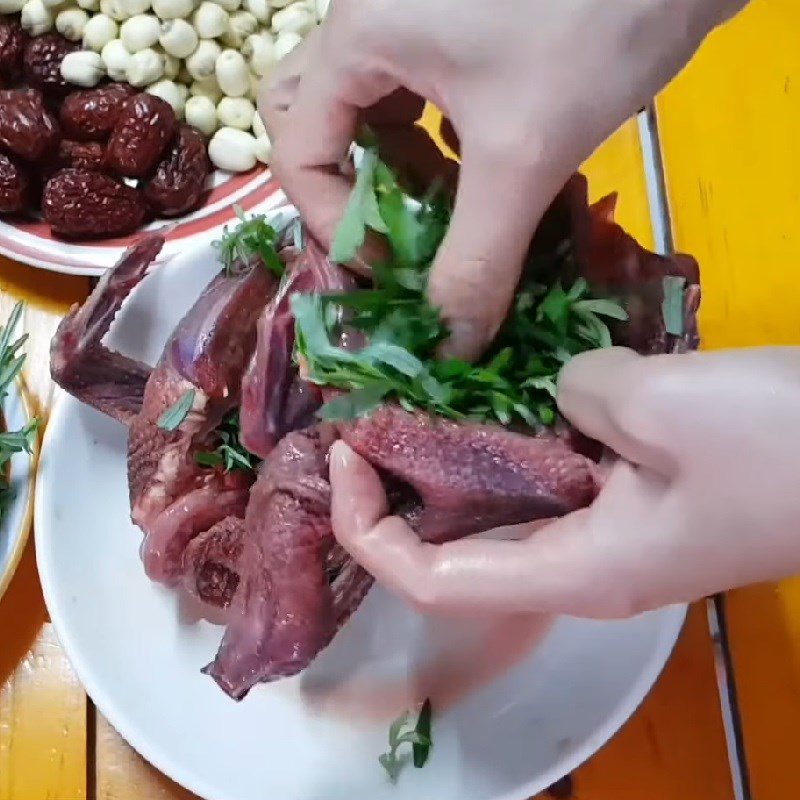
(261, 0), (746, 360)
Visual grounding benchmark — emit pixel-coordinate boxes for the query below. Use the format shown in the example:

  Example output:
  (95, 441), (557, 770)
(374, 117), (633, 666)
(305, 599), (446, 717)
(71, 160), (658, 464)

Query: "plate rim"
(36, 391), (688, 800)
(0, 378), (38, 601)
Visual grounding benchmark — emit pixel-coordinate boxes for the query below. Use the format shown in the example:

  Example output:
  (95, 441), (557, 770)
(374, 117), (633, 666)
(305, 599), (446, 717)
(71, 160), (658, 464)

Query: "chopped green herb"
(194, 411), (260, 473)
(157, 389), (196, 432)
(379, 701), (434, 782)
(413, 698), (433, 768)
(292, 148), (626, 427)
(662, 275), (686, 337)
(214, 205), (283, 277)
(0, 302), (40, 523)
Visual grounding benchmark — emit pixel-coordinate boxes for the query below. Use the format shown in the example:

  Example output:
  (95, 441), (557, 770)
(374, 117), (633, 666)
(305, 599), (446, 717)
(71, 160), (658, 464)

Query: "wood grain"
(657, 1), (800, 797)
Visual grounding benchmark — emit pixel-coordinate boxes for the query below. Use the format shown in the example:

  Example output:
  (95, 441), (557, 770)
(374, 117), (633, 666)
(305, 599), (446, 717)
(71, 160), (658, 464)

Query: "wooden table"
(1, 2), (798, 796)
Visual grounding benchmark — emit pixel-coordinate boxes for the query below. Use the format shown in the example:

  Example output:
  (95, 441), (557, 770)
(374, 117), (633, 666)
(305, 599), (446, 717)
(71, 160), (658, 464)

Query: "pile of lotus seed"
(3, 0), (328, 172)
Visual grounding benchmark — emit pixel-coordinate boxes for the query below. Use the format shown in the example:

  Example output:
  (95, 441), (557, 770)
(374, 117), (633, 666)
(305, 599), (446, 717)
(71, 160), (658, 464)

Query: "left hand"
(330, 347), (800, 618)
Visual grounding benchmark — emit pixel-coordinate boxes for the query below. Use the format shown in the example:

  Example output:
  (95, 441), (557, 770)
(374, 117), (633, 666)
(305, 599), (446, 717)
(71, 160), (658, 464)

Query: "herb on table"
(214, 205), (283, 277)
(379, 700), (434, 782)
(0, 302), (39, 523)
(157, 389), (196, 432)
(292, 148), (627, 427)
(195, 411), (259, 474)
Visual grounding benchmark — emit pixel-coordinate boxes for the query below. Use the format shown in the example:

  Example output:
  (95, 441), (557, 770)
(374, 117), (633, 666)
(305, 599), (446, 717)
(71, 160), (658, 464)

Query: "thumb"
(427, 142), (564, 361)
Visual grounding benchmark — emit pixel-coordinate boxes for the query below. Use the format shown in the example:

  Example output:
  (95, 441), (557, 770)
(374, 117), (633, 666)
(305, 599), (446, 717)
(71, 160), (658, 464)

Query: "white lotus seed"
(0, 0), (26, 13)
(189, 74), (222, 102)
(208, 127), (256, 172)
(174, 82), (189, 102)
(251, 108), (265, 138)
(100, 37), (130, 78)
(208, 0), (239, 12)
(126, 46), (165, 85)
(253, 133), (271, 164)
(151, 0), (193, 19)
(216, 96), (254, 129)
(120, 13), (160, 51)
(21, 0), (54, 34)
(243, 0), (267, 22)
(273, 30), (301, 60)
(247, 70), (258, 100)
(214, 48), (248, 97)
(147, 79), (185, 117)
(118, 0), (151, 15)
(241, 31), (274, 77)
(40, 0), (63, 9)
(76, 0), (100, 10)
(83, 13), (118, 50)
(56, 7), (89, 40)
(159, 18), (198, 59)
(314, 0), (328, 19)
(193, 1), (228, 39)
(221, 10), (256, 48)
(269, 0), (292, 8)
(99, 0), (129, 20)
(61, 50), (106, 87)
(185, 95), (217, 135)
(185, 38), (220, 80)
(270, 2), (312, 35)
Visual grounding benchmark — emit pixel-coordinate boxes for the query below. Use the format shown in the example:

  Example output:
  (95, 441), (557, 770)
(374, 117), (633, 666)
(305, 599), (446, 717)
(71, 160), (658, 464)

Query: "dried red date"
(143, 125), (210, 216)
(0, 18), (27, 83)
(0, 88), (60, 162)
(42, 168), (146, 238)
(104, 94), (177, 179)
(0, 153), (29, 214)
(23, 34), (79, 97)
(60, 83), (137, 141)
(58, 139), (104, 171)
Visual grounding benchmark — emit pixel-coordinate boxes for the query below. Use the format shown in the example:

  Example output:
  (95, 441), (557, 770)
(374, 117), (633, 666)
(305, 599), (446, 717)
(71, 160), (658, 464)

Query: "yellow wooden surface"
(0, 259), (89, 800)
(657, 1), (800, 797)
(0, 116), (736, 799)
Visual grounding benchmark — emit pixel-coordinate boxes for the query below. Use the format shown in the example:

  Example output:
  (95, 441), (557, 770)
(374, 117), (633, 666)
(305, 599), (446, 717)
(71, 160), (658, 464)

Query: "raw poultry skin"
(50, 173), (700, 700)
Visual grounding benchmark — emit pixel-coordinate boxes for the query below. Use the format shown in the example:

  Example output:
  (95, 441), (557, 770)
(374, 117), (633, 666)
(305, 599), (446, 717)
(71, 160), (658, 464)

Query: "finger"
(257, 28), (319, 141)
(427, 141), (565, 361)
(557, 347), (676, 471)
(330, 441), (388, 538)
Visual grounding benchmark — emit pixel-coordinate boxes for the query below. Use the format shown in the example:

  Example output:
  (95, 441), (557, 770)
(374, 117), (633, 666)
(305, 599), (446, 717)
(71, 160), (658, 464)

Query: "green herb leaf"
(662, 275), (686, 336)
(318, 384), (388, 421)
(0, 303), (40, 523)
(329, 150), (387, 263)
(413, 698), (433, 768)
(214, 206), (283, 277)
(379, 702), (433, 782)
(157, 389), (196, 432)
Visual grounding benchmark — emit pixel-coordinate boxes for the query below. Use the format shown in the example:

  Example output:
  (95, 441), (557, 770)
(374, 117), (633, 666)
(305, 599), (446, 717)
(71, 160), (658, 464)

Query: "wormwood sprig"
(0, 302), (39, 523)
(195, 411), (259, 473)
(293, 148), (627, 427)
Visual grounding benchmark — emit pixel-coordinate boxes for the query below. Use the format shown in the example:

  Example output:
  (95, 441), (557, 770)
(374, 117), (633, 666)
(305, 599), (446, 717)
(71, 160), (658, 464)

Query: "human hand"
(330, 347), (800, 618)
(261, 0), (745, 359)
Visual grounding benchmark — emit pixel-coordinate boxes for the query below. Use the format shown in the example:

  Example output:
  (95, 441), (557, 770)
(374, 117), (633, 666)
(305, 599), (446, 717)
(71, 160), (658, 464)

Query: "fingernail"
(330, 440), (353, 471)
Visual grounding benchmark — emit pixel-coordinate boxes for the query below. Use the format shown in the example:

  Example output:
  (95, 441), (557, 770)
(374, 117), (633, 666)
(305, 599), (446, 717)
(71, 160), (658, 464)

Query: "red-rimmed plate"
(0, 167), (286, 276)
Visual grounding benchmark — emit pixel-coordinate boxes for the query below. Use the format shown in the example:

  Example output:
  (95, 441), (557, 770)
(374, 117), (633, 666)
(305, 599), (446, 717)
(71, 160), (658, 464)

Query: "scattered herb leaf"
(194, 411), (260, 473)
(157, 389), (196, 432)
(214, 205), (283, 277)
(413, 698), (433, 768)
(379, 701), (433, 782)
(662, 275), (686, 337)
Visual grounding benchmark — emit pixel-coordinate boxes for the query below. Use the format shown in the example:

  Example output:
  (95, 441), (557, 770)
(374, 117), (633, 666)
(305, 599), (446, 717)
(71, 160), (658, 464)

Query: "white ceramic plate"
(0, 378), (36, 600)
(0, 167), (286, 276)
(35, 240), (686, 800)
